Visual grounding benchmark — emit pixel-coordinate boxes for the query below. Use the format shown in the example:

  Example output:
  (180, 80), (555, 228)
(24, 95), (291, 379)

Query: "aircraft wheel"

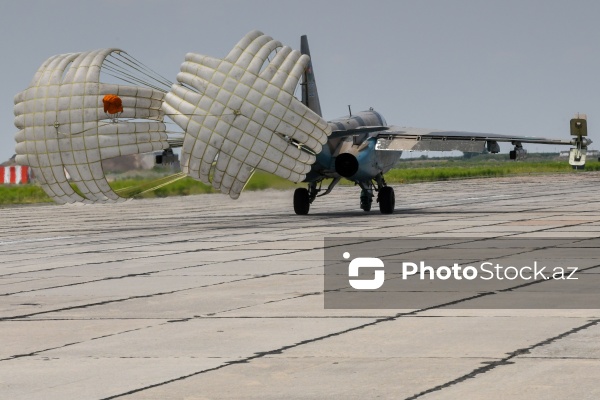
(378, 186), (395, 214)
(294, 188), (310, 215)
(360, 189), (372, 212)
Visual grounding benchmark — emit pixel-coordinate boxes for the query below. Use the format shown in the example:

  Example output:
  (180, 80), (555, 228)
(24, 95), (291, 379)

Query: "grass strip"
(1, 160), (598, 206)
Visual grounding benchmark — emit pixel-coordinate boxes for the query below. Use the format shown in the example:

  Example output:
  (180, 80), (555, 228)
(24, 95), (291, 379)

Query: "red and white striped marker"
(0, 166), (30, 184)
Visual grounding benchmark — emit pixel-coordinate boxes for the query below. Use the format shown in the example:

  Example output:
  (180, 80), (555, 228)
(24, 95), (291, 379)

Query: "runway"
(2, 173), (600, 399)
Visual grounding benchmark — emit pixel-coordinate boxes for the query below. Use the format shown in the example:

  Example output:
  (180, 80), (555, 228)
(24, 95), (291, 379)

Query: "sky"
(1, 0), (599, 162)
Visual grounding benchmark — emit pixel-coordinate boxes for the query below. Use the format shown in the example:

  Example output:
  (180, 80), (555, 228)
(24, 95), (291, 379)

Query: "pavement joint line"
(404, 317), (600, 399)
(0, 242), (305, 279)
(0, 280), (253, 321)
(3, 175), (600, 398)
(199, 291), (323, 317)
(0, 324), (156, 362)
(5, 183), (594, 257)
(2, 218), (599, 317)
(0, 246), (321, 296)
(3, 221), (595, 296)
(0, 191), (591, 268)
(0, 262), (321, 321)
(97, 291), (524, 399)
(514, 356), (600, 360)
(7, 262), (584, 365)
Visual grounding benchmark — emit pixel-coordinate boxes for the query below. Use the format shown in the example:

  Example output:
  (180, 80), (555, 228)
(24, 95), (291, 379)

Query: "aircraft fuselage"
(303, 109), (402, 184)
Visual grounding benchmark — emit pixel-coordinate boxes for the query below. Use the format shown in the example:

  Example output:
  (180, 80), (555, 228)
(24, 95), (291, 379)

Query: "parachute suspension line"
(114, 172), (187, 197)
(56, 117), (162, 137)
(100, 53), (172, 93)
(104, 52), (173, 92)
(136, 173), (187, 196)
(162, 111), (240, 118)
(180, 82), (196, 93)
(110, 52), (174, 88)
(115, 52), (174, 89)
(102, 61), (168, 93)
(102, 69), (166, 93)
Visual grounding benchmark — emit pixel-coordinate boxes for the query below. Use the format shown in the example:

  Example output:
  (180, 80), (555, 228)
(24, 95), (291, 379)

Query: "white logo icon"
(345, 252), (385, 290)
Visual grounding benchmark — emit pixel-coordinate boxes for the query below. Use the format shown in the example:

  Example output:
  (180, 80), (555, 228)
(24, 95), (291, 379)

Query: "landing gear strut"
(293, 175), (394, 215)
(360, 188), (373, 212)
(359, 174), (395, 214)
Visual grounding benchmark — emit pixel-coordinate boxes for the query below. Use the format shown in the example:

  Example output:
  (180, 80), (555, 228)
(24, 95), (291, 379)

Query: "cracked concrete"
(1, 174), (600, 399)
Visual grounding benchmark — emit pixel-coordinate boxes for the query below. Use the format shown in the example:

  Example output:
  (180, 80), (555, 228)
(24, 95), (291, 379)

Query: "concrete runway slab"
(2, 173), (600, 399)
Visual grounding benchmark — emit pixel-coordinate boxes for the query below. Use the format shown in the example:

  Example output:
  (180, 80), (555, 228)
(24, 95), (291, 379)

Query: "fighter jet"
(293, 35), (591, 215)
(14, 31), (590, 209)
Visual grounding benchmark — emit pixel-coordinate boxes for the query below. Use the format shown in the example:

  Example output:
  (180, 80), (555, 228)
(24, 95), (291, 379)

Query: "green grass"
(0, 185), (54, 205)
(384, 160), (600, 184)
(2, 159), (598, 206)
(0, 170), (299, 205)
(109, 170), (298, 199)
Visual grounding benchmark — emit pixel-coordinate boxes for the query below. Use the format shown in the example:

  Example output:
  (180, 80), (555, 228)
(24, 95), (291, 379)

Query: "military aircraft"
(292, 35), (591, 215)
(14, 31), (590, 210)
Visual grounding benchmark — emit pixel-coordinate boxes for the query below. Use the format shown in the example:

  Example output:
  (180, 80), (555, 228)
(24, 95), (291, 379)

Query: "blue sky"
(1, 0), (599, 161)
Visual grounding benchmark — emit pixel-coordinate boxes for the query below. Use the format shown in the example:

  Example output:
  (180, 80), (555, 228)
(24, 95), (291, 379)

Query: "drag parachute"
(14, 31), (331, 204)
(162, 30), (331, 199)
(14, 49), (172, 204)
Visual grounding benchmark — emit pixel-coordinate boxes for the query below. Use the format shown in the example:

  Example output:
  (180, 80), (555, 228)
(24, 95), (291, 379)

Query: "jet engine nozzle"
(335, 153), (359, 178)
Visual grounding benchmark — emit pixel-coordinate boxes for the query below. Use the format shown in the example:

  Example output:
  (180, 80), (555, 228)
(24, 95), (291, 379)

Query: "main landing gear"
(293, 178), (341, 215)
(378, 186), (395, 214)
(359, 173), (395, 214)
(360, 188), (373, 212)
(293, 174), (395, 215)
(293, 187), (311, 215)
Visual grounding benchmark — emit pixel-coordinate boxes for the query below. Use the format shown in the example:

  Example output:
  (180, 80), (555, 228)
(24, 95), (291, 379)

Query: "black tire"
(378, 186), (395, 214)
(294, 188), (310, 215)
(360, 191), (372, 212)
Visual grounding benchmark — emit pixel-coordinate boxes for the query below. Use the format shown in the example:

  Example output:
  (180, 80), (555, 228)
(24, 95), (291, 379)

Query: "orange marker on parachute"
(102, 94), (123, 116)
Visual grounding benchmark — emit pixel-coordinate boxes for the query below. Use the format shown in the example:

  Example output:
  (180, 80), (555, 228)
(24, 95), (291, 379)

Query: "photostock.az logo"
(344, 252), (385, 290)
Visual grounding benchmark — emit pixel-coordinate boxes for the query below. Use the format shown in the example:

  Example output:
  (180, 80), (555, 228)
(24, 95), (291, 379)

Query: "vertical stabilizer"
(301, 35), (323, 117)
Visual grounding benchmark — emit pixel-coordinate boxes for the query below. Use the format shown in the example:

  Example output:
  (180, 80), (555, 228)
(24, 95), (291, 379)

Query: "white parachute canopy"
(14, 49), (171, 204)
(14, 32), (332, 204)
(162, 30), (331, 199)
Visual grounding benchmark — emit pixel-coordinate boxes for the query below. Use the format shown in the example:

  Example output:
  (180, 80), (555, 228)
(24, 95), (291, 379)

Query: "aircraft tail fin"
(301, 35), (323, 117)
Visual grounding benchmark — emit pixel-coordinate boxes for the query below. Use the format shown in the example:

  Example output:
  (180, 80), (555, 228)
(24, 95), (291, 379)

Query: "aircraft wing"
(374, 126), (576, 153)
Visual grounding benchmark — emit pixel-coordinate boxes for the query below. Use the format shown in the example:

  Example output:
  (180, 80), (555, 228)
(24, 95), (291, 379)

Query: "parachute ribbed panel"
(14, 49), (170, 204)
(163, 30), (331, 199)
